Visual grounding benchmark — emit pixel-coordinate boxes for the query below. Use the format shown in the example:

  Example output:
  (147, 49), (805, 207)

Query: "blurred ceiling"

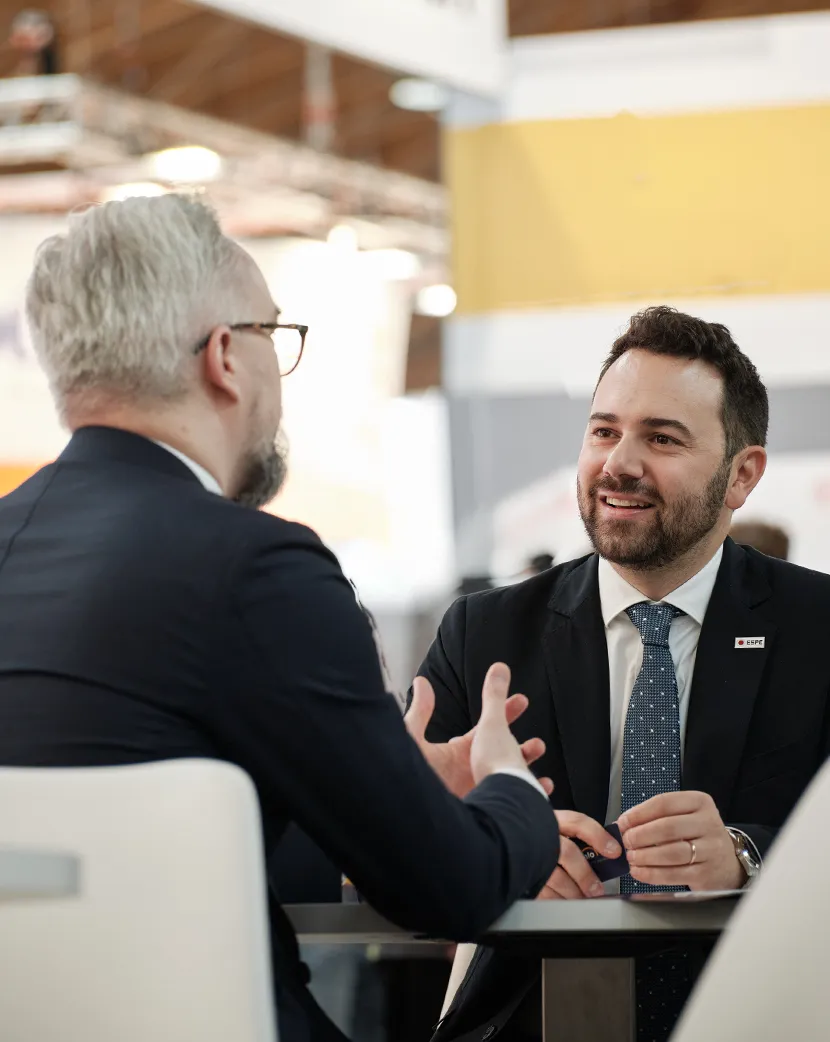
(1, 0), (827, 184)
(508, 0), (830, 35)
(0, 0), (826, 391)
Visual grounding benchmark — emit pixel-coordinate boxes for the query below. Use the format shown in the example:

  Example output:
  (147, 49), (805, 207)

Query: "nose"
(602, 434), (645, 483)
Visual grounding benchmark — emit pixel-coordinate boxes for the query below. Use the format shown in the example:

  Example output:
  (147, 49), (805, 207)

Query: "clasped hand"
(538, 791), (745, 900)
(619, 791), (745, 891)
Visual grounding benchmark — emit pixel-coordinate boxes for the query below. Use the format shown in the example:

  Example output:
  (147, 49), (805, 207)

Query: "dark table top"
(286, 893), (740, 958)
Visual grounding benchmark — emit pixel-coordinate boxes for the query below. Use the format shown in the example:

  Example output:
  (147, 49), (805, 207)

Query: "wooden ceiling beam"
(212, 80), (303, 135)
(177, 63), (303, 122)
(341, 114), (438, 175)
(334, 70), (396, 108)
(118, 9), (223, 68)
(196, 40), (303, 94)
(508, 0), (830, 35)
(142, 33), (302, 111)
(148, 18), (248, 102)
(689, 0), (830, 15)
(338, 97), (429, 150)
(61, 0), (200, 70)
(380, 134), (440, 180)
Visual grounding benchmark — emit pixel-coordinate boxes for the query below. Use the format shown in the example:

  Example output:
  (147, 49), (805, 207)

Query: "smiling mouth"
(600, 495), (655, 511)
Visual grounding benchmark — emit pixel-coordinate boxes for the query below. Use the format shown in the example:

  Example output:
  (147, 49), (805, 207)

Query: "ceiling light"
(389, 78), (448, 113)
(149, 145), (222, 184)
(416, 284), (457, 318)
(101, 182), (168, 203)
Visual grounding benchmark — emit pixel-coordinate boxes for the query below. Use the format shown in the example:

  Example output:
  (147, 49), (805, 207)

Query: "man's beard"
(233, 428), (288, 510)
(577, 461), (731, 570)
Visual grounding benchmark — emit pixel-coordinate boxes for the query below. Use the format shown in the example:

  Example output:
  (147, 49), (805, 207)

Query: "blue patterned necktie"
(620, 602), (689, 1042)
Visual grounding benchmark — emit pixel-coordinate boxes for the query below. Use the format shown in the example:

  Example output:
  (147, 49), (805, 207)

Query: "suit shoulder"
(196, 496), (338, 564)
(209, 497), (323, 546)
(749, 548), (830, 600)
(456, 554), (594, 620)
(0, 462), (57, 504)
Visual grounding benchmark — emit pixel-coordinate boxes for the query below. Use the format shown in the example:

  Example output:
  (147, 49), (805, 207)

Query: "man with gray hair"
(27, 192), (289, 507)
(0, 194), (560, 1042)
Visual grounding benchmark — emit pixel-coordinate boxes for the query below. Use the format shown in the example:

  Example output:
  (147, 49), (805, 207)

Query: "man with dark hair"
(601, 305), (768, 456)
(417, 306), (830, 1042)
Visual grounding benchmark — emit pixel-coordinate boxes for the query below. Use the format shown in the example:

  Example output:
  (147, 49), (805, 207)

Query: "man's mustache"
(589, 476), (663, 506)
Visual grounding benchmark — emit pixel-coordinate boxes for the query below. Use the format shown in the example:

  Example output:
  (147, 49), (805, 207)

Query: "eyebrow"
(589, 412), (694, 441)
(641, 416), (694, 441)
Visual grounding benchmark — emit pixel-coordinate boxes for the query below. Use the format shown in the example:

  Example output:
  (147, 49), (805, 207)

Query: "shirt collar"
(598, 543), (724, 629)
(153, 441), (223, 496)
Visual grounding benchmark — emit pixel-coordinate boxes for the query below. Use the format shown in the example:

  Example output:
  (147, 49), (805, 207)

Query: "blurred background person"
(3, 8), (58, 125)
(516, 551), (555, 579)
(730, 521), (790, 560)
(524, 551), (554, 576)
(455, 575), (494, 596)
(8, 8), (57, 75)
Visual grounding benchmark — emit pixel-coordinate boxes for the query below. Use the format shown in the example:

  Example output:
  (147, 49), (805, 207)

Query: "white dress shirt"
(601, 545), (724, 825)
(154, 441), (223, 496)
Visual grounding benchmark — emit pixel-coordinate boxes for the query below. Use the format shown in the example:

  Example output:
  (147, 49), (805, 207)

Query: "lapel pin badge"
(735, 637), (765, 649)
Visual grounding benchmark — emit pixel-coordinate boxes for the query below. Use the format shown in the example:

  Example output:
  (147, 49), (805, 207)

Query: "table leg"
(542, 958), (635, 1042)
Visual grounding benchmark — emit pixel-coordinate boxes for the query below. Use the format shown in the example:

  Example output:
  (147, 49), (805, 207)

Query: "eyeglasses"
(193, 322), (309, 376)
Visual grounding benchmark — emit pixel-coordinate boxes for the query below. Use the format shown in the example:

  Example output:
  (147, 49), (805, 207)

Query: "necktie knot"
(625, 602), (684, 647)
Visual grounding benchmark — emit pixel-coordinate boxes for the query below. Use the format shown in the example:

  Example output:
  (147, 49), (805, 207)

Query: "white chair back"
(673, 758), (830, 1041)
(0, 758), (278, 1042)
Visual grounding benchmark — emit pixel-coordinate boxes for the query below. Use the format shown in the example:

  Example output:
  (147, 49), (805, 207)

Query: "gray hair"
(26, 193), (247, 418)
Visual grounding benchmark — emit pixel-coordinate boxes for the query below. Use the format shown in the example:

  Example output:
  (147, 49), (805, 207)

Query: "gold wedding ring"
(688, 840), (697, 866)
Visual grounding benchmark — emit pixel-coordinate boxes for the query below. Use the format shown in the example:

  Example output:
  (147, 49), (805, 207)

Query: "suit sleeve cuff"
(492, 767), (549, 800)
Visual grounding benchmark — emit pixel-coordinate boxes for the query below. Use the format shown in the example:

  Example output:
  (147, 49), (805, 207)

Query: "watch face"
(728, 829), (760, 875)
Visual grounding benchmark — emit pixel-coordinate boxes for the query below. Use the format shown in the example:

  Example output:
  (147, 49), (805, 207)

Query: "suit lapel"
(542, 556), (611, 823)
(684, 539), (775, 811)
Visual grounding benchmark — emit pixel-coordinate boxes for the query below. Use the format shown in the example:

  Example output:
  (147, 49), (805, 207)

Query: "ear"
(199, 326), (242, 403)
(725, 446), (767, 511)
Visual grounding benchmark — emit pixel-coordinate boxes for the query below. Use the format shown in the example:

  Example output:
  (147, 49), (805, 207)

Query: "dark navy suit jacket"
(0, 426), (559, 1042)
(417, 540), (830, 1040)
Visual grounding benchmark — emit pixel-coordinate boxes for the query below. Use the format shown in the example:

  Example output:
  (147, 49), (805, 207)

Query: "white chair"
(0, 759), (278, 1042)
(673, 758), (830, 1042)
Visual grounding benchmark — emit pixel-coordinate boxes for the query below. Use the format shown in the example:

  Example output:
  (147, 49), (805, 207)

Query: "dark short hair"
(527, 552), (554, 574)
(598, 306), (768, 457)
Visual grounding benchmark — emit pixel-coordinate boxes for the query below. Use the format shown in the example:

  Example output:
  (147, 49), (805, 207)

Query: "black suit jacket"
(0, 427), (559, 1042)
(416, 540), (830, 1039)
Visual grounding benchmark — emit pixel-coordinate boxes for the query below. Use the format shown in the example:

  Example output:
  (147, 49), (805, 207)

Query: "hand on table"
(538, 811), (623, 900)
(618, 791), (745, 891)
(406, 663), (553, 799)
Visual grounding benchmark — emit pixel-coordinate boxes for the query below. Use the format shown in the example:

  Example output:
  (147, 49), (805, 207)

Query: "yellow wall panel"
(447, 104), (830, 314)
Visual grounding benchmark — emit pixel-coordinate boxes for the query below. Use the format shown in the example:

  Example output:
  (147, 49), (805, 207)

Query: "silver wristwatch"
(726, 827), (762, 884)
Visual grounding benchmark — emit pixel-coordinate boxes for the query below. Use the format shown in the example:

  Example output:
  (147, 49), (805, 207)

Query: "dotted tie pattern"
(620, 602), (690, 1042)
